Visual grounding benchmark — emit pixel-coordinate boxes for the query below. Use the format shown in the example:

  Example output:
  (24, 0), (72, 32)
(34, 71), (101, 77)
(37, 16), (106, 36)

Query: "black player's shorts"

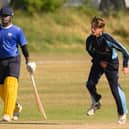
(0, 55), (21, 84)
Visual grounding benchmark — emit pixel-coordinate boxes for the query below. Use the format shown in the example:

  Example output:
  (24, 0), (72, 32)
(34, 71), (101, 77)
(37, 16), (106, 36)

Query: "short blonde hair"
(91, 16), (105, 28)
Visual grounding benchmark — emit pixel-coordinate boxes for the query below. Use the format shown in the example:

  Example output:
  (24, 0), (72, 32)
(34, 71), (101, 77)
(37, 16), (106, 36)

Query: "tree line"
(9, 0), (65, 13)
(2, 0), (127, 14)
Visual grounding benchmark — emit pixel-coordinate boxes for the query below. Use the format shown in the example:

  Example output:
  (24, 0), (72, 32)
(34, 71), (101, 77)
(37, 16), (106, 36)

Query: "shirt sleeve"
(86, 35), (95, 57)
(17, 28), (27, 46)
(104, 33), (129, 67)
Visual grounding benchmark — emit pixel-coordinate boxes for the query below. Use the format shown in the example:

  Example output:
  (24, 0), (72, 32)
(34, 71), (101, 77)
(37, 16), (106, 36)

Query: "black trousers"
(86, 61), (127, 115)
(0, 55), (21, 84)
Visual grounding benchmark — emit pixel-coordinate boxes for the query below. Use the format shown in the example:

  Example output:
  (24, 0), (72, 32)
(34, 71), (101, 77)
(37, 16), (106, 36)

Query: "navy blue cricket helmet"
(0, 6), (14, 16)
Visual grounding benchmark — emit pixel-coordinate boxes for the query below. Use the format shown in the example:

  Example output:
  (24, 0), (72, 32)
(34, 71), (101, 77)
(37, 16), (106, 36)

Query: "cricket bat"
(30, 74), (47, 120)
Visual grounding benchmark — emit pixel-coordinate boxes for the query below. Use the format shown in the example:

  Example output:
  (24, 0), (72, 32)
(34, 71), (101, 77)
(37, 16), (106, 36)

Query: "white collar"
(1, 24), (13, 29)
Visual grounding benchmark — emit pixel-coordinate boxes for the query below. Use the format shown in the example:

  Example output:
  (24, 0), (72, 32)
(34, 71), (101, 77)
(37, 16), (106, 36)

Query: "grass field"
(0, 53), (129, 129)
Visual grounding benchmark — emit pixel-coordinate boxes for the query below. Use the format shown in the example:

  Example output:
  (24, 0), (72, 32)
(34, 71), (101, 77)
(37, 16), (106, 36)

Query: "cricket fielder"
(0, 6), (35, 121)
(85, 16), (129, 124)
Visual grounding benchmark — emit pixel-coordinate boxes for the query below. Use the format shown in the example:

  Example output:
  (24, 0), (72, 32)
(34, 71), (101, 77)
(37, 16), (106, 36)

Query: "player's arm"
(21, 45), (36, 74)
(21, 45), (30, 64)
(86, 35), (95, 57)
(112, 41), (128, 68)
(17, 27), (30, 64)
(104, 33), (129, 68)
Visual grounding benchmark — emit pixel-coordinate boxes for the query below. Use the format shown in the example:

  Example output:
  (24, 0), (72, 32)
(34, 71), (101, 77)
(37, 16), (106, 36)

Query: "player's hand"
(122, 67), (129, 74)
(26, 62), (37, 74)
(100, 61), (108, 69)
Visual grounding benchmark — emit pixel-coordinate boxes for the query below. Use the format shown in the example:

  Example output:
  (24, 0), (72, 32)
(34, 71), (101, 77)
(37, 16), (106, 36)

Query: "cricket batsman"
(0, 6), (36, 121)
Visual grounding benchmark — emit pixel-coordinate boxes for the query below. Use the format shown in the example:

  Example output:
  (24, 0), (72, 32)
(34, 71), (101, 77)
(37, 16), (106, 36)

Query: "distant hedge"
(10, 0), (65, 13)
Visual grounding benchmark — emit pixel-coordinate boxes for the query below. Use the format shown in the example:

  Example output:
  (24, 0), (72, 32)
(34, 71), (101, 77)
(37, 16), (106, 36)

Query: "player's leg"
(0, 85), (4, 101)
(86, 63), (104, 116)
(2, 56), (21, 121)
(3, 76), (18, 121)
(0, 66), (6, 101)
(0, 83), (22, 121)
(13, 102), (22, 120)
(105, 69), (127, 124)
(117, 86), (127, 124)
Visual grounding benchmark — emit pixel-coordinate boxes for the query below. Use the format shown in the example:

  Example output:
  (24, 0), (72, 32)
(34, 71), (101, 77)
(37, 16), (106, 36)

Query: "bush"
(11, 0), (65, 13)
(42, 0), (65, 12)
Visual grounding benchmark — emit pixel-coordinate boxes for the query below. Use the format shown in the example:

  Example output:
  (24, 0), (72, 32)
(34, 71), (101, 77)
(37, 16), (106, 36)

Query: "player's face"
(91, 25), (104, 37)
(1, 15), (12, 27)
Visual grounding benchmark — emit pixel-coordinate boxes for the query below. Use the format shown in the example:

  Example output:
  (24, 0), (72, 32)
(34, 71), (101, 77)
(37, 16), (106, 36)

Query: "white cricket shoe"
(12, 103), (22, 121)
(2, 114), (11, 122)
(87, 102), (101, 116)
(118, 114), (127, 124)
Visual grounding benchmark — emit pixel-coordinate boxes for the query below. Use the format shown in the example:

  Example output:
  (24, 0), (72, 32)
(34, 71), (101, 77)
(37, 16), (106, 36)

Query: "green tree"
(10, 0), (65, 13)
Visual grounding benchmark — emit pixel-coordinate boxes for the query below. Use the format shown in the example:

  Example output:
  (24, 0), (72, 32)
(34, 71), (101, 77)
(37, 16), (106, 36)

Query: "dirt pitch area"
(0, 121), (129, 129)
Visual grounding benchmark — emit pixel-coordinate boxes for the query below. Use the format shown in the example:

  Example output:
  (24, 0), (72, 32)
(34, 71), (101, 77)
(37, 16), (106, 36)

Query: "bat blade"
(30, 74), (47, 120)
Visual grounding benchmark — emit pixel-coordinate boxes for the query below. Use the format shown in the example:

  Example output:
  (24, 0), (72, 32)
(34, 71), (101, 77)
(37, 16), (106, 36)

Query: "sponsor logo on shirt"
(8, 32), (12, 37)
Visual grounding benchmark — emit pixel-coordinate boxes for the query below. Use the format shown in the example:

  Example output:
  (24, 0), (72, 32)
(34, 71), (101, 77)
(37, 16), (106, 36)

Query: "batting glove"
(26, 62), (37, 74)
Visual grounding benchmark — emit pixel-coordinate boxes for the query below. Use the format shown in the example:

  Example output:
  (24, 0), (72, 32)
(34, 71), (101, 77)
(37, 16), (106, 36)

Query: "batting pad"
(3, 76), (18, 117)
(0, 85), (4, 101)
